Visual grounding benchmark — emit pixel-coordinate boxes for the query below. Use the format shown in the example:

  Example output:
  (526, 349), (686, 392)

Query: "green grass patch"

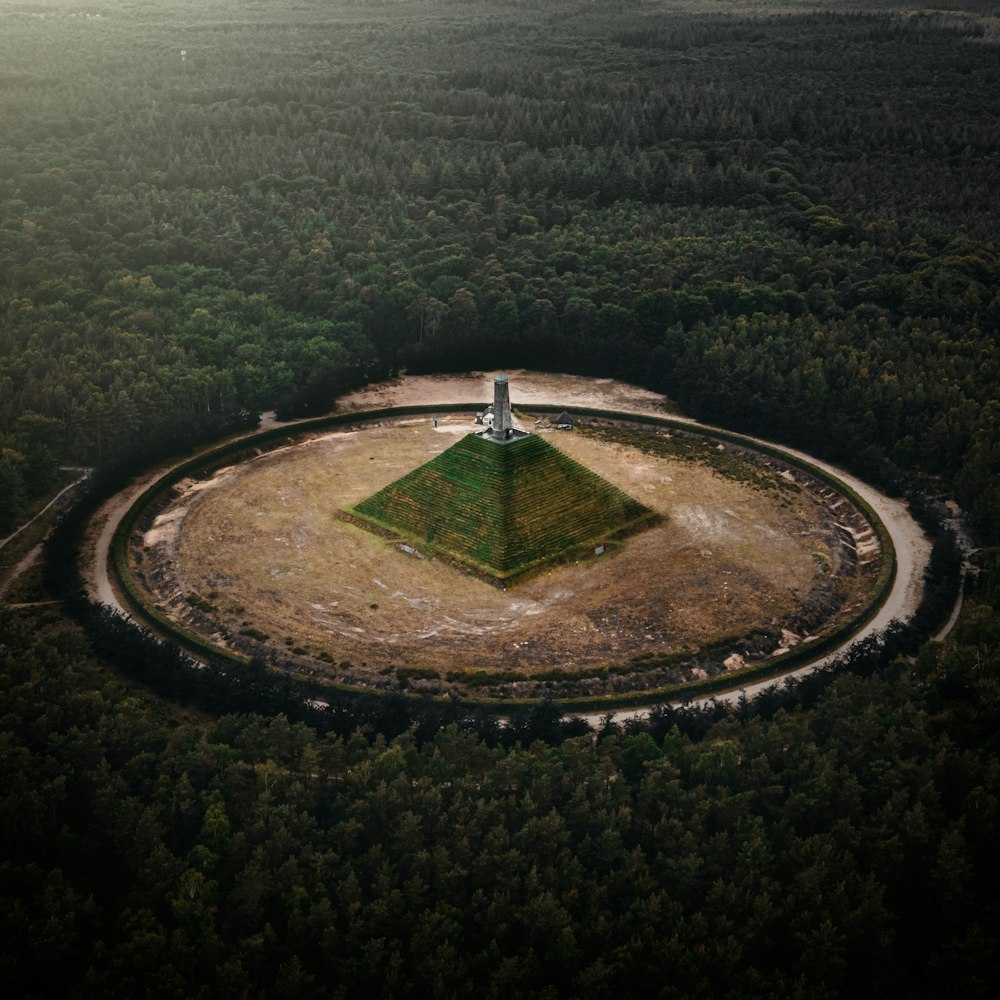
(397, 666), (442, 681)
(185, 593), (217, 615)
(348, 432), (657, 583)
(239, 626), (269, 642)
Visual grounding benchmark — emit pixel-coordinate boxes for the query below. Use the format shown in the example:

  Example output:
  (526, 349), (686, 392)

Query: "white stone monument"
(492, 373), (513, 439)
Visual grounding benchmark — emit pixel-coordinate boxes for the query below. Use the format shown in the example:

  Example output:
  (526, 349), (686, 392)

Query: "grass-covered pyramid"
(344, 432), (659, 584)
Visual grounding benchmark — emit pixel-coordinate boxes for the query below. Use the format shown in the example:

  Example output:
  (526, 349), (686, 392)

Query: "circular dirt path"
(84, 371), (932, 715)
(148, 416), (869, 689)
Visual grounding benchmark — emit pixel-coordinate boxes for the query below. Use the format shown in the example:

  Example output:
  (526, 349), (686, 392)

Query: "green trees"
(956, 401), (1000, 544)
(1, 0), (999, 531)
(3, 589), (1000, 998)
(1, 2), (999, 992)
(0, 449), (26, 533)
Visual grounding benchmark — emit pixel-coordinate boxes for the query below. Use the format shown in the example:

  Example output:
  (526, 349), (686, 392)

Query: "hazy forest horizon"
(2, 1), (1000, 997)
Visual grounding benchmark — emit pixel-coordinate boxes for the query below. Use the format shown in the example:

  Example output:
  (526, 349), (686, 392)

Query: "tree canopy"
(2, 1), (1000, 995)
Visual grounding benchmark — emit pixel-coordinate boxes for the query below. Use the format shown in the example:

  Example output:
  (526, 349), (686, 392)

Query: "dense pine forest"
(2, 1), (1000, 996)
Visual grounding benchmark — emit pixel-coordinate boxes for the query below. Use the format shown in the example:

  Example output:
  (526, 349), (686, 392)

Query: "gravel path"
(89, 469), (166, 610)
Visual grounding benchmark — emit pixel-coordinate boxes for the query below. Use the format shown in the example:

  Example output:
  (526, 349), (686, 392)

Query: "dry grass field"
(130, 414), (880, 698)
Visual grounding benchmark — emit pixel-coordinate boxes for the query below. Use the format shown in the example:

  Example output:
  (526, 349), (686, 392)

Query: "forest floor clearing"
(338, 369), (671, 416)
(130, 409), (880, 700)
(83, 372), (932, 709)
(347, 370), (932, 640)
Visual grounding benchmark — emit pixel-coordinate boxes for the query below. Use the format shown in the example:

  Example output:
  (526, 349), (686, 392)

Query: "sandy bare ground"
(139, 416), (868, 697)
(89, 468), (169, 611)
(346, 370), (932, 632)
(82, 372), (934, 711)
(338, 370), (670, 416)
(80, 371), (720, 613)
(576, 435), (934, 722)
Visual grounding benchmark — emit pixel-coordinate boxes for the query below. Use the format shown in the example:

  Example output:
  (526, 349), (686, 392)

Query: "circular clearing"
(127, 409), (889, 703)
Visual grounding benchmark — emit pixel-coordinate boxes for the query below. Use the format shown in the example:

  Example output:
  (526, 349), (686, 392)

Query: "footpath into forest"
(0, 468), (91, 603)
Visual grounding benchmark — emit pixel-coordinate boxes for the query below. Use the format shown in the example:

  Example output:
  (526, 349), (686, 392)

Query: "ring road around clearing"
(86, 373), (930, 719)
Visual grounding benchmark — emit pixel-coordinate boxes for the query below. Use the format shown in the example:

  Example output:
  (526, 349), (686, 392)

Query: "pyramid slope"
(346, 433), (658, 582)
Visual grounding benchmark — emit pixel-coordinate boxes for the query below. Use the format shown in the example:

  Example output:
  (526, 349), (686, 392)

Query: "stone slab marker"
(493, 373), (513, 439)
